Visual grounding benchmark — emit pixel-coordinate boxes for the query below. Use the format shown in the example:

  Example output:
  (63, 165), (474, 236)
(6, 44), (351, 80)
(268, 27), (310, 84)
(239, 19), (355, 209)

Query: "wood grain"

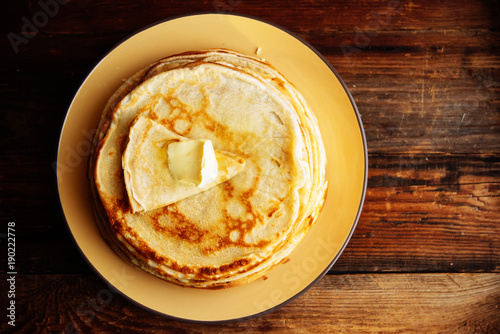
(2, 0), (499, 34)
(1, 0), (499, 332)
(0, 155), (497, 274)
(1, 273), (498, 333)
(3, 23), (499, 157)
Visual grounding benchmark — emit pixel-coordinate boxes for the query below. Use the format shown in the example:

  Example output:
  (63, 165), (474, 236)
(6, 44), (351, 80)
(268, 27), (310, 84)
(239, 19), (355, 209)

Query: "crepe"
(89, 49), (327, 288)
(122, 116), (245, 213)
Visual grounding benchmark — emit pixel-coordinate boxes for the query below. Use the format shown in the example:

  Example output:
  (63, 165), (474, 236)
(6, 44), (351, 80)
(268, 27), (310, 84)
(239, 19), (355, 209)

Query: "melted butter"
(167, 139), (218, 188)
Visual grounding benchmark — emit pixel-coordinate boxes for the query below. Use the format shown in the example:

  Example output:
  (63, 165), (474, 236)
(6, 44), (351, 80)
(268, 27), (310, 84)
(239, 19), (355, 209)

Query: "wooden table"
(2, 0), (499, 332)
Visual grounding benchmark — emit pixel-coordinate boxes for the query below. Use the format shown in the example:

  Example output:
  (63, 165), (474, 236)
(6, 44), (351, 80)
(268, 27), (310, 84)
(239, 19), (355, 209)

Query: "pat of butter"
(167, 139), (218, 188)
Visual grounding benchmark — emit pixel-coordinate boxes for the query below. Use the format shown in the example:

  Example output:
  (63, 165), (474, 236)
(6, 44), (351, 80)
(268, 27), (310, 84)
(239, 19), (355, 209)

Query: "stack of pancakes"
(89, 49), (327, 288)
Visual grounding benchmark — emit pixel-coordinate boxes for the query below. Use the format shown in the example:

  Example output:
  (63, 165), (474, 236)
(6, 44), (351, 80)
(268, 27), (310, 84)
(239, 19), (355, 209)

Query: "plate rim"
(56, 11), (368, 323)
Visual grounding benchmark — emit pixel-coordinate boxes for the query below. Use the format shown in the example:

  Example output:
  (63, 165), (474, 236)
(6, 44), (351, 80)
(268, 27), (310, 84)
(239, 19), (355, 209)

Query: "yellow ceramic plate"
(56, 13), (367, 322)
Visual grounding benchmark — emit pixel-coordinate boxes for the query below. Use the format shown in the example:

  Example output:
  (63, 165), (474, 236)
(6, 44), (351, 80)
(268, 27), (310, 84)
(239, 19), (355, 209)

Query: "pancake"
(89, 49), (327, 288)
(122, 116), (246, 213)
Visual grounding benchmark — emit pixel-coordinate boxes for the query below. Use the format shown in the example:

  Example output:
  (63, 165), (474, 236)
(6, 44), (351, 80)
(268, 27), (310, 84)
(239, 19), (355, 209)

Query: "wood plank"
(335, 154), (500, 273)
(3, 29), (499, 155)
(2, 0), (498, 37)
(321, 29), (500, 155)
(1, 154), (497, 274)
(4, 23), (499, 69)
(1, 273), (498, 333)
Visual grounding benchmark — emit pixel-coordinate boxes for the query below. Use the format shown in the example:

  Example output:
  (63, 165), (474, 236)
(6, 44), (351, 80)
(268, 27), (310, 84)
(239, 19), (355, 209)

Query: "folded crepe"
(122, 116), (245, 213)
(89, 49), (327, 289)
